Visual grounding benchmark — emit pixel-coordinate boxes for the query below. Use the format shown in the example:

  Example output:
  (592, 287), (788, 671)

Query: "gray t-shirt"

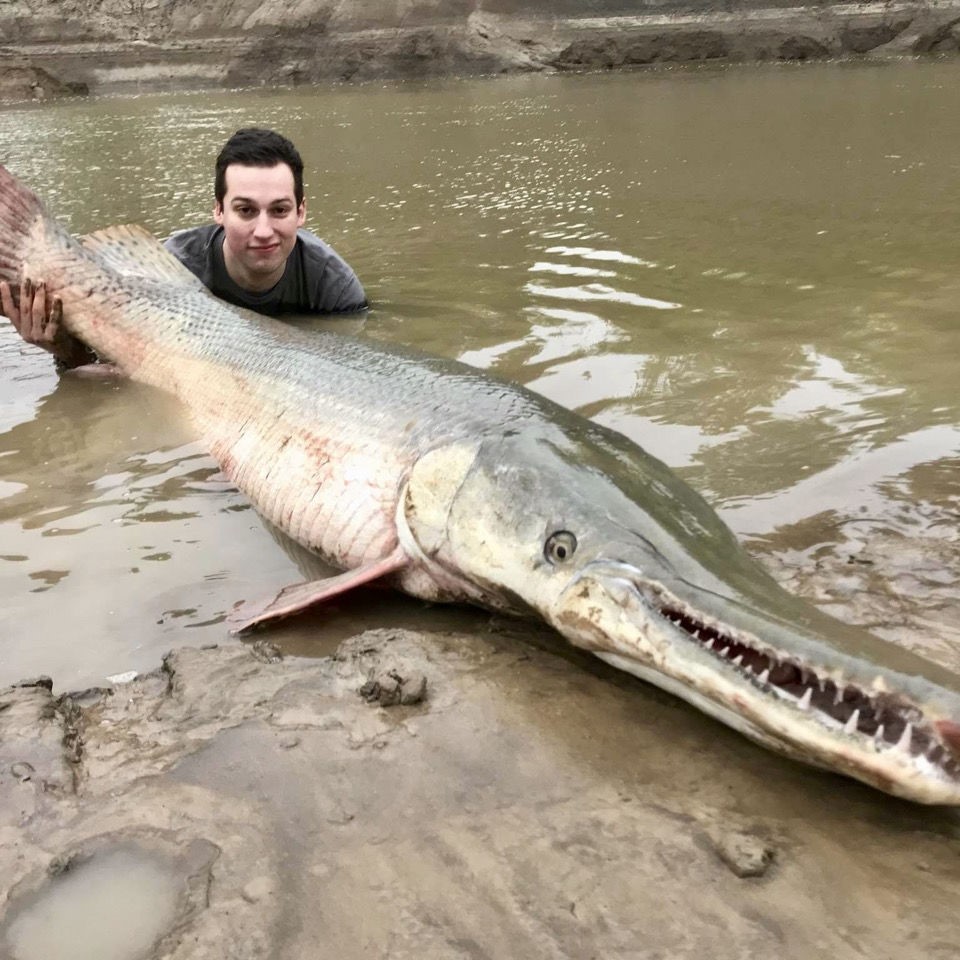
(163, 225), (367, 316)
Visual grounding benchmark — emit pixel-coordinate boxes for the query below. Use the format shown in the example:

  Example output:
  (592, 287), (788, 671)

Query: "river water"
(0, 61), (957, 690)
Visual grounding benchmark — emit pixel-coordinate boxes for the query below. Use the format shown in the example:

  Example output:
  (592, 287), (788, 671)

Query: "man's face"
(214, 162), (306, 290)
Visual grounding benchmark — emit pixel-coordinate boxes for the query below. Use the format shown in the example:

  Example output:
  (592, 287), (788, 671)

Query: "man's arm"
(1, 278), (98, 370)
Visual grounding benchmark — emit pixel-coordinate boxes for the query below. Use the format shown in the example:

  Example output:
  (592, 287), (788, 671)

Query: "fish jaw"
(397, 430), (960, 805)
(550, 560), (960, 805)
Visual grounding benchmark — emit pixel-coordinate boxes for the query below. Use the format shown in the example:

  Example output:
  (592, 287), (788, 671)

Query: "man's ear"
(297, 200), (306, 227)
(213, 202), (224, 225)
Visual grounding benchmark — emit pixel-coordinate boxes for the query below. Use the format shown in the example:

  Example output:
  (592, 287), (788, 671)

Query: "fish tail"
(0, 165), (47, 285)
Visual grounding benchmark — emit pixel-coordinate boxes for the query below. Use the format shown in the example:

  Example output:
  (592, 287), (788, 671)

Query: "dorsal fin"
(80, 224), (204, 287)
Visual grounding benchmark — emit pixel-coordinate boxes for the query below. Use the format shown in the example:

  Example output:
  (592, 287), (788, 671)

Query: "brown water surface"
(0, 61), (957, 688)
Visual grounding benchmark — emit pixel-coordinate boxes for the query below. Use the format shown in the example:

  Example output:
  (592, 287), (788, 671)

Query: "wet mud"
(755, 520), (960, 674)
(2, 523), (960, 959)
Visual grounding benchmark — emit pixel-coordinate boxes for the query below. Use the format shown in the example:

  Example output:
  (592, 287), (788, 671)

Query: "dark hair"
(214, 128), (305, 208)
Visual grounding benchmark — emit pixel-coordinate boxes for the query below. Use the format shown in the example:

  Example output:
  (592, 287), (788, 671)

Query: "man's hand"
(2, 277), (67, 353)
(1, 277), (96, 369)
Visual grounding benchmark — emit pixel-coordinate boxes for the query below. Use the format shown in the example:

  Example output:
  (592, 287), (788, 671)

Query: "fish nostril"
(935, 720), (960, 762)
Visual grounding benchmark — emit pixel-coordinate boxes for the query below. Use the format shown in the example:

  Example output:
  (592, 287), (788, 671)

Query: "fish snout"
(551, 560), (663, 658)
(550, 560), (960, 803)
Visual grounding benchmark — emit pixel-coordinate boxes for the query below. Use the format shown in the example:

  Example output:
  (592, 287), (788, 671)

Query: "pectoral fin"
(69, 362), (122, 378)
(228, 547), (409, 635)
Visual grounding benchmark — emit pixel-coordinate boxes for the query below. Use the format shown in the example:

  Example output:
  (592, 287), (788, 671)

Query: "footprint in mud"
(1, 837), (218, 960)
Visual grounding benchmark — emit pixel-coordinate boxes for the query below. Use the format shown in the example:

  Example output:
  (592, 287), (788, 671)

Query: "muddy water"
(0, 61), (958, 689)
(5, 846), (181, 960)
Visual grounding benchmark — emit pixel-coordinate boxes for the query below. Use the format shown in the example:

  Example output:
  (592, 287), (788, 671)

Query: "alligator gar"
(3, 165), (959, 804)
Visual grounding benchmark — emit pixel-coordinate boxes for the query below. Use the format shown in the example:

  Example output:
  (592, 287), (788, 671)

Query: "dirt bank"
(0, 61), (87, 100)
(4, 630), (960, 959)
(1, 1), (959, 100)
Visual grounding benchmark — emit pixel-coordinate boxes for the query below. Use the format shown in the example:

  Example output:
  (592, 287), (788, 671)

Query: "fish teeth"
(758, 669), (770, 685)
(732, 655), (743, 667)
(896, 723), (912, 753)
(798, 688), (812, 711)
(834, 688), (844, 706)
(705, 638), (715, 651)
(875, 724), (885, 746)
(844, 709), (860, 735)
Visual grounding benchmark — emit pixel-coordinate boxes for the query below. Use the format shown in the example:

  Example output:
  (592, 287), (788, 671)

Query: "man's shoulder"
(294, 228), (348, 266)
(164, 224), (221, 259)
(292, 229), (367, 313)
(164, 224), (222, 285)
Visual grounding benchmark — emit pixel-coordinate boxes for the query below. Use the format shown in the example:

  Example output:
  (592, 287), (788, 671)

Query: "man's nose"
(252, 212), (274, 238)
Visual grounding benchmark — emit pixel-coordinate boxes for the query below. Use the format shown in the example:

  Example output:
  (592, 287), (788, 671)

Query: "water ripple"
(721, 424), (960, 537)
(544, 245), (659, 268)
(525, 281), (681, 311)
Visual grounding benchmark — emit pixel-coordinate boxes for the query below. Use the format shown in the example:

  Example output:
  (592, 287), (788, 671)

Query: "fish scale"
(4, 164), (960, 804)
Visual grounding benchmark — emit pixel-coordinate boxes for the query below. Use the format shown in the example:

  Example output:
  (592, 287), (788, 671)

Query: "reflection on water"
(721, 425), (960, 536)
(0, 61), (957, 688)
(525, 280), (681, 310)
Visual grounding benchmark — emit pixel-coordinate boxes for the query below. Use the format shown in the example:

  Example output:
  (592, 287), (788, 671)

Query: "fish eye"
(544, 530), (577, 565)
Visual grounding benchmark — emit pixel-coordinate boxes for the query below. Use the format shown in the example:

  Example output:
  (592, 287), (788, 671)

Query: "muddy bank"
(0, 61), (87, 100)
(4, 632), (960, 959)
(2, 518), (959, 959)
(1, 2), (960, 100)
(758, 522), (960, 673)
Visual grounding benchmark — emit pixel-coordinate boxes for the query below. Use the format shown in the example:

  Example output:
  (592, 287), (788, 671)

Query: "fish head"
(400, 426), (960, 804)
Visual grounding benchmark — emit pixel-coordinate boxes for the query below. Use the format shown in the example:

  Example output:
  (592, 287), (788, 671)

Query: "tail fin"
(0, 165), (45, 285)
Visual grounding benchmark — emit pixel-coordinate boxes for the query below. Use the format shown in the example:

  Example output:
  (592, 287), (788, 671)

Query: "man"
(1, 128), (366, 370)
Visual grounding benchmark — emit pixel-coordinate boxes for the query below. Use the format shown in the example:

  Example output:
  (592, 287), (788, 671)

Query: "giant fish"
(2, 164), (959, 804)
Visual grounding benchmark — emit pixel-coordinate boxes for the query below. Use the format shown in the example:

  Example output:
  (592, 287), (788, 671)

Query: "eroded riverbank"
(2, 2), (960, 100)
